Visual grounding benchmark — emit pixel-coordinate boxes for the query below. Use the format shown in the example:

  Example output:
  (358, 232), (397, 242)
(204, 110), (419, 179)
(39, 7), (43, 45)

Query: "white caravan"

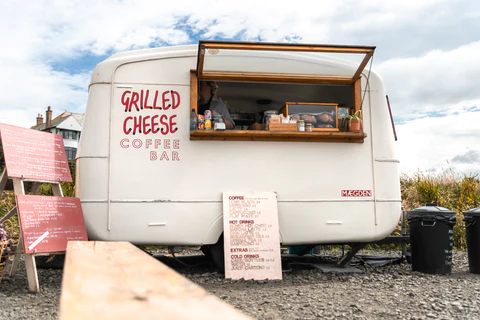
(76, 41), (401, 264)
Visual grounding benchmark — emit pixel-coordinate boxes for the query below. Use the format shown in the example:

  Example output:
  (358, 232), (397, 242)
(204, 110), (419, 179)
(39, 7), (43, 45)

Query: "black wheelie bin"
(463, 208), (480, 274)
(408, 204), (456, 274)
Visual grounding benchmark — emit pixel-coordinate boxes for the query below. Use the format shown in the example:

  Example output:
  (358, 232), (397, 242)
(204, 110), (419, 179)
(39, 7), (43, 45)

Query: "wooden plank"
(200, 72), (354, 84)
(24, 254), (39, 292)
(12, 178), (24, 196)
(190, 130), (366, 143)
(9, 237), (23, 276)
(0, 206), (17, 224)
(51, 183), (64, 197)
(201, 41), (375, 54)
(30, 181), (41, 195)
(353, 77), (362, 115)
(353, 51), (373, 82)
(59, 241), (252, 320)
(190, 70), (198, 114)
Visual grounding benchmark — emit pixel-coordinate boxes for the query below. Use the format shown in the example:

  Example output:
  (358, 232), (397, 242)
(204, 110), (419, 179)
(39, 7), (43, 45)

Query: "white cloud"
(377, 41), (480, 121)
(396, 111), (480, 176)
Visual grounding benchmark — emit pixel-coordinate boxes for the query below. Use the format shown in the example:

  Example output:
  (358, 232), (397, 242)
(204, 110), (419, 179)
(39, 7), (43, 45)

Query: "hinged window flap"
(196, 40), (375, 83)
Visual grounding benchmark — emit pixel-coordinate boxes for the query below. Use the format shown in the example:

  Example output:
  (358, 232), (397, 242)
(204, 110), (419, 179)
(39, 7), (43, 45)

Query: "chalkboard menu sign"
(0, 123), (72, 182)
(16, 195), (87, 254)
(223, 192), (282, 280)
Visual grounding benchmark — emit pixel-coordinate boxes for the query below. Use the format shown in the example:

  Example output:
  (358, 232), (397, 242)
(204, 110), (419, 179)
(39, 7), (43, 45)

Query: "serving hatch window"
(191, 41), (375, 143)
(197, 41), (375, 84)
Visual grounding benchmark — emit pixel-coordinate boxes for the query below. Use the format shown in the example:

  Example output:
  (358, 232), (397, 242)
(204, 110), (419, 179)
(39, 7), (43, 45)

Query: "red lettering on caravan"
(153, 90), (161, 110)
(159, 151), (169, 161)
(171, 90), (180, 109)
(143, 115), (151, 134)
(173, 139), (179, 149)
(164, 140), (170, 149)
(162, 91), (171, 110)
(151, 115), (159, 134)
(133, 115), (142, 134)
(341, 190), (372, 197)
(140, 90), (144, 110)
(169, 115), (178, 133)
(155, 139), (162, 148)
(132, 139), (142, 149)
(130, 92), (140, 111)
(123, 117), (133, 134)
(153, 90), (162, 110)
(159, 115), (169, 135)
(120, 139), (129, 148)
(122, 91), (131, 112)
(144, 90), (152, 109)
(150, 151), (157, 161)
(172, 151), (180, 161)
(145, 139), (152, 149)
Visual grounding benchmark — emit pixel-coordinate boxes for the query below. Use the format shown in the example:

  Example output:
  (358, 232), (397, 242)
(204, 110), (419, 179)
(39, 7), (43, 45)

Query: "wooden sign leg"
(9, 178), (26, 276)
(25, 254), (40, 292)
(51, 183), (64, 197)
(30, 181), (41, 195)
(0, 169), (7, 197)
(9, 237), (23, 276)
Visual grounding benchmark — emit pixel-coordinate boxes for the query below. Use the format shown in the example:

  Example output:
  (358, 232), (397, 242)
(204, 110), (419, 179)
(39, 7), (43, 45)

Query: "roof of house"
(31, 111), (84, 131)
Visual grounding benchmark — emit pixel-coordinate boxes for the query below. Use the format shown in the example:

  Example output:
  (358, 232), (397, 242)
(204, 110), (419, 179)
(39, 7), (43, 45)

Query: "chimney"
(46, 106), (52, 128)
(36, 114), (44, 126)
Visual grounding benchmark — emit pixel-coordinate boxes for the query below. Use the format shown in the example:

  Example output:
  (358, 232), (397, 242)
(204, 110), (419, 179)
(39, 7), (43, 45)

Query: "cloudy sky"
(0, 0), (479, 176)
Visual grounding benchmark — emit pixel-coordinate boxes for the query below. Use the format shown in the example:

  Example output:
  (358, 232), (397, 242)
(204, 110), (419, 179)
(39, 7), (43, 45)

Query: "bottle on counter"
(190, 108), (197, 130)
(297, 120), (305, 132)
(205, 119), (212, 130)
(305, 123), (313, 132)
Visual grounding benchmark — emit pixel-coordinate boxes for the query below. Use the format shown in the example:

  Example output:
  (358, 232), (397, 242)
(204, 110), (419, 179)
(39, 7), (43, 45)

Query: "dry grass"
(401, 170), (480, 249)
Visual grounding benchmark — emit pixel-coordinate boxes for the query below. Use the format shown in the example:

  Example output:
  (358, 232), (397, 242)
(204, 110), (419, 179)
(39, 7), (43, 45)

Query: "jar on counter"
(297, 120), (305, 132)
(305, 123), (313, 132)
(212, 113), (224, 125)
(263, 110), (279, 130)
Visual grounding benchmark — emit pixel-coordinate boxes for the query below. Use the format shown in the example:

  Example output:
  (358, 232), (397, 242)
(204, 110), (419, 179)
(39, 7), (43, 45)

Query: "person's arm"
(222, 117), (235, 130)
(211, 100), (235, 130)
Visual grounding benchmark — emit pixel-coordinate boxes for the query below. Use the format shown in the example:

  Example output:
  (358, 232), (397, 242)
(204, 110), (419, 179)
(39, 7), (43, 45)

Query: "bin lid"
(407, 205), (456, 218)
(463, 208), (480, 217)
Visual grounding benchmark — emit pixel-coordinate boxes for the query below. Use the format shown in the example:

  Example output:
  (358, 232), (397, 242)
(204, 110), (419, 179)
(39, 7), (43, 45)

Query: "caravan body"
(76, 42), (401, 247)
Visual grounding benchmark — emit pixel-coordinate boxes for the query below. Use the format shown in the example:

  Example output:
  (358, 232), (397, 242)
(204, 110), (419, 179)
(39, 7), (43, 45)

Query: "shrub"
(401, 170), (480, 250)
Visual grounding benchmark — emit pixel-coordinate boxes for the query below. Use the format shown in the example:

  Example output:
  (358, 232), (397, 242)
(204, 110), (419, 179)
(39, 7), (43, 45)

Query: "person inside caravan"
(198, 81), (235, 129)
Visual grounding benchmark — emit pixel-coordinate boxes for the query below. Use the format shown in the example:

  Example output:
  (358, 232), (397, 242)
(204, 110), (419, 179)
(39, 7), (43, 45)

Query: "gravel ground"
(1, 249), (479, 320)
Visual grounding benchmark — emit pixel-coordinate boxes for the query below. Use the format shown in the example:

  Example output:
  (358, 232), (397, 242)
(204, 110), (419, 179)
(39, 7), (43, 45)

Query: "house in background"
(31, 106), (84, 160)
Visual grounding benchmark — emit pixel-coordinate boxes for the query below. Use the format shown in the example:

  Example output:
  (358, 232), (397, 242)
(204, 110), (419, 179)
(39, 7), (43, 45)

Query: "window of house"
(190, 41), (374, 143)
(65, 147), (77, 160)
(62, 130), (78, 140)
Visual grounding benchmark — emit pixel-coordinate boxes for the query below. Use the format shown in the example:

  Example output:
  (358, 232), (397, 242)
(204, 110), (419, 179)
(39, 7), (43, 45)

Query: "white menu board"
(223, 192), (282, 280)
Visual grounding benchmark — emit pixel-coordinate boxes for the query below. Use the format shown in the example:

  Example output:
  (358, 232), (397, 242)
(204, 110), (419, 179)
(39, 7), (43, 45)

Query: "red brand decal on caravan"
(341, 190), (372, 197)
(119, 89), (181, 162)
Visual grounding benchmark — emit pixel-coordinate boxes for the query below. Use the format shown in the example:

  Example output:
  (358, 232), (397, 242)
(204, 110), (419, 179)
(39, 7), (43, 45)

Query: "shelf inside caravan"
(190, 130), (366, 143)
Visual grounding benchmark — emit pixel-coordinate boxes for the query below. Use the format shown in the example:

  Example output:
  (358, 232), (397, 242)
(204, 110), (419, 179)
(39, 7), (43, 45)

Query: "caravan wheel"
(201, 234), (225, 273)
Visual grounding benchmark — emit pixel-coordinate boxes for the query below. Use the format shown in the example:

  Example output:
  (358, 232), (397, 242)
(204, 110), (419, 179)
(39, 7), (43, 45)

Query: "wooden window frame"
(190, 40), (374, 143)
(190, 70), (366, 143)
